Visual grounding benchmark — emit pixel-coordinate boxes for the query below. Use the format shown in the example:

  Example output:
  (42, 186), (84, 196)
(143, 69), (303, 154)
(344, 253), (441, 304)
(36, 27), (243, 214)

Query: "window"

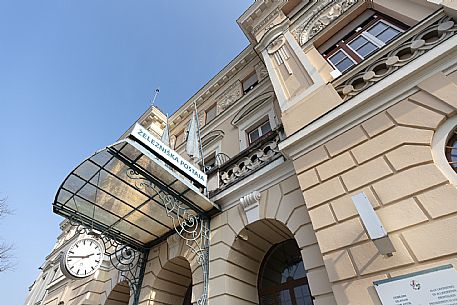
(258, 240), (313, 305)
(205, 104), (217, 124)
(446, 127), (457, 173)
(247, 118), (272, 145)
(323, 13), (405, 73)
(242, 72), (259, 94)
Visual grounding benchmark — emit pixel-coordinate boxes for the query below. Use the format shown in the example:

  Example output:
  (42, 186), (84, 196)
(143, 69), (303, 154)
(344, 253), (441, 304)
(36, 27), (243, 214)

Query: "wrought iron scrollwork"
(67, 218), (147, 305)
(126, 169), (210, 305)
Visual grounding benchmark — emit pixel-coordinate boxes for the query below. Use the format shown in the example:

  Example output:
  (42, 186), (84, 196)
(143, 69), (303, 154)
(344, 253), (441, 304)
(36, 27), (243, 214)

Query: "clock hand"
(68, 253), (95, 259)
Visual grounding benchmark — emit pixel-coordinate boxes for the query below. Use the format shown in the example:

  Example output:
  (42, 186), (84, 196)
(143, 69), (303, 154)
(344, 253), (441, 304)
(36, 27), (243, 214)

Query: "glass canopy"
(53, 136), (218, 251)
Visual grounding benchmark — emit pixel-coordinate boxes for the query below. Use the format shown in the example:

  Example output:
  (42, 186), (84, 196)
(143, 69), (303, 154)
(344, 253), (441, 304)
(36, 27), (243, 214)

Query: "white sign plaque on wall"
(374, 264), (457, 305)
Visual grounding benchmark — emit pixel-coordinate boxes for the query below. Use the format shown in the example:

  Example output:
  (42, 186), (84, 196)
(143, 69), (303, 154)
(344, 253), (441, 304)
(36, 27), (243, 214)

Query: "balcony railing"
(207, 127), (284, 197)
(332, 10), (457, 101)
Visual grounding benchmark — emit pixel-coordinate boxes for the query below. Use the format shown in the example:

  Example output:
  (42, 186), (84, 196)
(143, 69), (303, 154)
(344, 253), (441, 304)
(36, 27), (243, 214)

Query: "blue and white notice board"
(374, 264), (457, 305)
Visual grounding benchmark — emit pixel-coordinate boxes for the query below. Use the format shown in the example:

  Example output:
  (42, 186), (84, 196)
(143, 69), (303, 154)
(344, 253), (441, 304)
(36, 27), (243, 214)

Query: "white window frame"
(347, 19), (403, 59)
(247, 118), (272, 145)
(328, 49), (357, 73)
(238, 105), (277, 150)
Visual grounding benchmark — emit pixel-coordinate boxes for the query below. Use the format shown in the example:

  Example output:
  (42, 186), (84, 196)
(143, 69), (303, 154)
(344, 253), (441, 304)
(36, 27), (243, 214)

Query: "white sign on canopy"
(130, 123), (207, 187)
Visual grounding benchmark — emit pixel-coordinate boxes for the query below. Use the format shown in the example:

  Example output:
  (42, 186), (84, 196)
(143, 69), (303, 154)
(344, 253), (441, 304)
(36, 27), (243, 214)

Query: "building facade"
(24, 0), (457, 304)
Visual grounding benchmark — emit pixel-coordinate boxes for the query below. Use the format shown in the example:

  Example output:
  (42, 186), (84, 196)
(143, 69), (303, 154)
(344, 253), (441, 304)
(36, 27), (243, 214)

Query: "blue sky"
(0, 1), (249, 303)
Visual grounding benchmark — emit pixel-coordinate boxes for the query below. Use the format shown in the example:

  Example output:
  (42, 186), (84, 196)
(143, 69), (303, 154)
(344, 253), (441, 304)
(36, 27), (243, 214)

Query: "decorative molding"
(292, 0), (358, 46)
(201, 130), (224, 148)
(216, 80), (243, 114)
(255, 61), (269, 81)
(267, 34), (293, 75)
(232, 91), (274, 126)
(239, 191), (261, 224)
(240, 191), (261, 209)
(252, 7), (283, 36)
(334, 14), (457, 101)
(267, 34), (287, 54)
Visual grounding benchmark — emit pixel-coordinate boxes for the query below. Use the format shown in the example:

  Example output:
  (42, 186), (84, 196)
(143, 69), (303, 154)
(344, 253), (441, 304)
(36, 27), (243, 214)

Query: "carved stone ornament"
(267, 35), (286, 54)
(240, 191), (261, 224)
(267, 35), (292, 75)
(252, 7), (282, 36)
(216, 80), (243, 113)
(292, 0), (358, 46)
(255, 62), (269, 81)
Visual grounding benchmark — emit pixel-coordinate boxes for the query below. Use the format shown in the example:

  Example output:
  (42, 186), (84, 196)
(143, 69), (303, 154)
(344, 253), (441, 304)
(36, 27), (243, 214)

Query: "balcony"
(207, 127), (284, 197)
(332, 9), (457, 101)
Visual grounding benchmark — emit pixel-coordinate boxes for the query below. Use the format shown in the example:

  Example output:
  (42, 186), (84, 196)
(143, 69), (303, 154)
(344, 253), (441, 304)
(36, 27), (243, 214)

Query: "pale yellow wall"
(292, 71), (457, 305)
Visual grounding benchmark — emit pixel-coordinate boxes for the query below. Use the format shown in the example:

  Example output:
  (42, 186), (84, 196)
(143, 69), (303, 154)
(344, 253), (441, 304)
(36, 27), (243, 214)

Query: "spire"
(185, 111), (201, 162)
(151, 88), (160, 107)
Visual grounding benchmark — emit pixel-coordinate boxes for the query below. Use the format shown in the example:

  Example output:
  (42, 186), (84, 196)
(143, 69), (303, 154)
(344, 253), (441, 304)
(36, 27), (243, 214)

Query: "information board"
(374, 264), (457, 305)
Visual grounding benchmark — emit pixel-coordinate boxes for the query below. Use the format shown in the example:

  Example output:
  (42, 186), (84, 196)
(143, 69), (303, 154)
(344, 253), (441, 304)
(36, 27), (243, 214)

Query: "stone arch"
(224, 218), (305, 304)
(139, 234), (204, 305)
(103, 281), (130, 305)
(148, 256), (192, 305)
(208, 176), (332, 304)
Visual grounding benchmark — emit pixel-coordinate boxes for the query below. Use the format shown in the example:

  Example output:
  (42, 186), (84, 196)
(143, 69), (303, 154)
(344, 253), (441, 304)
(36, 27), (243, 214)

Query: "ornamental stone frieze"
(255, 61), (269, 81)
(238, 0), (288, 42)
(216, 80), (243, 113)
(292, 0), (359, 46)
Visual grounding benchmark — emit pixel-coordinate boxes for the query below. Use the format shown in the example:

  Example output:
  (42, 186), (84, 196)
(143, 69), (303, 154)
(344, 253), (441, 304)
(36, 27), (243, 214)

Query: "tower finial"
(151, 88), (160, 107)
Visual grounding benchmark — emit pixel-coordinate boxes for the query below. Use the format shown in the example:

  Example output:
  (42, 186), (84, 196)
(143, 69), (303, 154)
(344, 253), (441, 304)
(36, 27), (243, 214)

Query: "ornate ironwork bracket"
(126, 169), (211, 305)
(68, 220), (148, 305)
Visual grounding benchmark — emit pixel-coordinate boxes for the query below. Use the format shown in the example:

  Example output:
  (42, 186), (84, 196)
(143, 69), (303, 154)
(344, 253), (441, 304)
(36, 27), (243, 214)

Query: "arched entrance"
(104, 281), (130, 305)
(150, 256), (193, 305)
(224, 219), (314, 304)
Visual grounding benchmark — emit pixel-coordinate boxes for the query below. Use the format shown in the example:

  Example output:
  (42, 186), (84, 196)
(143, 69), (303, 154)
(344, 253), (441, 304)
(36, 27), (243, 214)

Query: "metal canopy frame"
(53, 137), (217, 305)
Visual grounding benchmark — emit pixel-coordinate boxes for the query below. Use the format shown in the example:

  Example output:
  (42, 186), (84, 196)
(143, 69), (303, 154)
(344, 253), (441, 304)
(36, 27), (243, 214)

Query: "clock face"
(64, 238), (104, 278)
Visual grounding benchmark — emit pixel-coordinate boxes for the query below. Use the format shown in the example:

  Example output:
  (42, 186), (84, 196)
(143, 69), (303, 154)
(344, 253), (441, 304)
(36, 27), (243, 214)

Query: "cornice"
(238, 0), (287, 43)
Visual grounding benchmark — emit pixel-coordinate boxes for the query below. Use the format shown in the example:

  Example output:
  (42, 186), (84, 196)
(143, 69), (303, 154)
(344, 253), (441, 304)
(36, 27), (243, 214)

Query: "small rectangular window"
(348, 36), (378, 58)
(247, 118), (272, 145)
(205, 104), (217, 123)
(367, 20), (400, 43)
(242, 73), (259, 94)
(328, 50), (356, 73)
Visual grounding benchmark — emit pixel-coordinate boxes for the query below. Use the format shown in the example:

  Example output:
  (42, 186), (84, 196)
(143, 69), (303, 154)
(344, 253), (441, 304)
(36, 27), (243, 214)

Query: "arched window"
(446, 127), (457, 173)
(258, 239), (314, 305)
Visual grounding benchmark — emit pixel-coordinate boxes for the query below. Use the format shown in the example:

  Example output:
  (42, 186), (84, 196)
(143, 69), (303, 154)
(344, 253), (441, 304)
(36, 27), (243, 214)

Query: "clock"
(60, 238), (104, 279)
